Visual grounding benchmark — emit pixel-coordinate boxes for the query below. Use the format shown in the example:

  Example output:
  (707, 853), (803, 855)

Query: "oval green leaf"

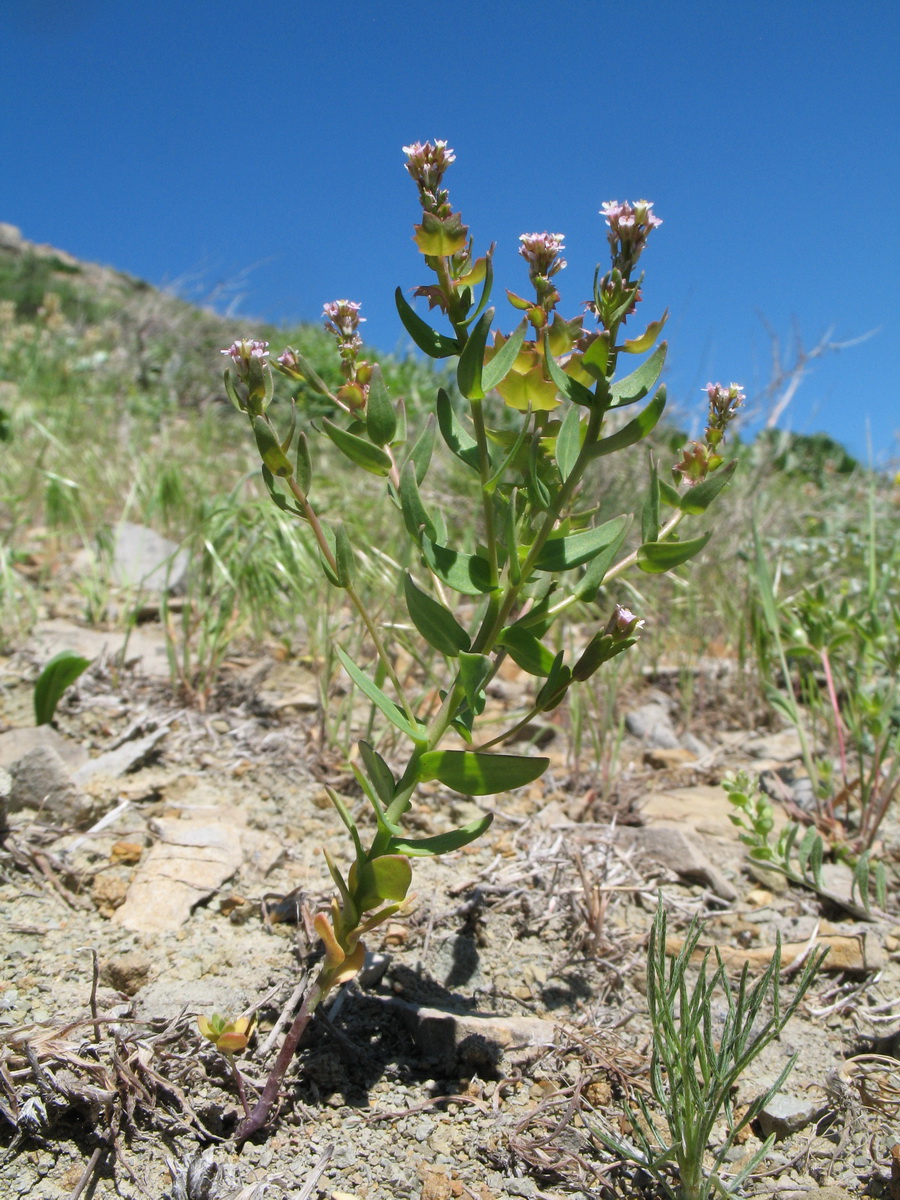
(388, 812), (494, 858)
(421, 537), (494, 594)
(418, 750), (549, 795)
(322, 419), (393, 476)
(404, 574), (471, 656)
(534, 515), (631, 572)
(609, 342), (667, 407)
(636, 530), (713, 573)
(366, 365), (397, 447)
(395, 287), (461, 359)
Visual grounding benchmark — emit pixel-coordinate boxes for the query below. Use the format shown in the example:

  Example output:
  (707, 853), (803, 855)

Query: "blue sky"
(3, 0), (898, 463)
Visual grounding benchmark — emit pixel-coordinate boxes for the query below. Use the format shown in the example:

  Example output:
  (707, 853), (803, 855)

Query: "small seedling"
(33, 649), (91, 725)
(198, 1012), (255, 1119)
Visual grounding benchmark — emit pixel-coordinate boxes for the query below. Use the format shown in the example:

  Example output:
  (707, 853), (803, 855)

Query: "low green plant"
(751, 480), (900, 851)
(588, 898), (826, 1200)
(723, 769), (886, 917)
(221, 140), (742, 1140)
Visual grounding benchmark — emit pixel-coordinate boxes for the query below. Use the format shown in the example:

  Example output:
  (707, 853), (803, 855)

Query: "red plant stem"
(234, 976), (325, 1143)
(820, 648), (848, 814)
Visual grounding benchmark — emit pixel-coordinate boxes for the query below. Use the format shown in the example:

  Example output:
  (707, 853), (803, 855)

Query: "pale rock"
(7, 743), (94, 823)
(616, 824), (738, 901)
(0, 725), (89, 771)
(113, 814), (243, 932)
(625, 700), (680, 749)
(745, 730), (804, 762)
(112, 520), (189, 593)
(73, 727), (168, 785)
(757, 1092), (826, 1139)
(381, 996), (558, 1071)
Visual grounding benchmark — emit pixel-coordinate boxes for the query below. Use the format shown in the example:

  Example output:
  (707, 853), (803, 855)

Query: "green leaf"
(637, 531), (713, 573)
(482, 319), (528, 393)
(335, 645), (426, 743)
(260, 465), (304, 517)
(366, 365), (397, 446)
(421, 537), (495, 594)
(458, 652), (492, 714)
(436, 389), (481, 471)
(418, 749), (549, 795)
(499, 626), (556, 677)
(575, 515), (631, 601)
(659, 477), (682, 508)
(527, 436), (551, 509)
(542, 334), (599, 408)
(399, 459), (437, 542)
(317, 523), (343, 587)
(253, 416), (293, 477)
(388, 812), (494, 857)
(406, 414), (436, 485)
(679, 459), (738, 514)
(334, 523), (354, 587)
(534, 516), (631, 572)
(34, 651), (91, 726)
(358, 740), (396, 806)
(353, 854), (413, 912)
(609, 342), (667, 407)
(642, 458), (660, 543)
(589, 387), (666, 458)
(580, 332), (610, 379)
(622, 310), (668, 354)
(322, 419), (393, 476)
(555, 403), (583, 482)
(535, 652), (571, 712)
(404, 574), (471, 656)
(395, 286), (461, 359)
(295, 430), (312, 494)
(457, 307), (494, 400)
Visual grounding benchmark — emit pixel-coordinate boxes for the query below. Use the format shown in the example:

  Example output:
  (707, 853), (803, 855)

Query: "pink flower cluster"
(402, 140), (456, 192)
(601, 200), (662, 273)
(221, 339), (270, 379)
(601, 200), (662, 241)
(704, 382), (745, 422)
(323, 299), (365, 339)
(518, 232), (567, 280)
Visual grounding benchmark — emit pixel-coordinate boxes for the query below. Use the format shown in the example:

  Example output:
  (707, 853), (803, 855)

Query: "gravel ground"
(2, 645), (899, 1200)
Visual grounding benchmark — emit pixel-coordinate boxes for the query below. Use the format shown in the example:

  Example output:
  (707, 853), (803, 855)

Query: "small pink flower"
(607, 604), (644, 637)
(518, 232), (567, 279)
(704, 381), (745, 419)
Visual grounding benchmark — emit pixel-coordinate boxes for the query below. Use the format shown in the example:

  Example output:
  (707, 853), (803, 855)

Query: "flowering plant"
(221, 140), (742, 1140)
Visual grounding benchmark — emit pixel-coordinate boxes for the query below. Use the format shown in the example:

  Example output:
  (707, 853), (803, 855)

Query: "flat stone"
(73, 727), (168, 785)
(111, 521), (189, 593)
(7, 743), (94, 823)
(745, 730), (804, 762)
(381, 997), (558, 1071)
(757, 1092), (827, 1139)
(113, 814), (243, 932)
(616, 824), (737, 900)
(0, 725), (89, 771)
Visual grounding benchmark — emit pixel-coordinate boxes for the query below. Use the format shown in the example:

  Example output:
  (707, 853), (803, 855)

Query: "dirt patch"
(2, 644), (899, 1199)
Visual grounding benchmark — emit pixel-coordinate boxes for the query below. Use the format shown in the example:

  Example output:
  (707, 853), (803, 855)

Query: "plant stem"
(234, 971), (327, 1143)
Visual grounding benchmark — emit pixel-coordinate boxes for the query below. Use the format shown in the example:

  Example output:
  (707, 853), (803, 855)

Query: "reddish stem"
(234, 978), (324, 1143)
